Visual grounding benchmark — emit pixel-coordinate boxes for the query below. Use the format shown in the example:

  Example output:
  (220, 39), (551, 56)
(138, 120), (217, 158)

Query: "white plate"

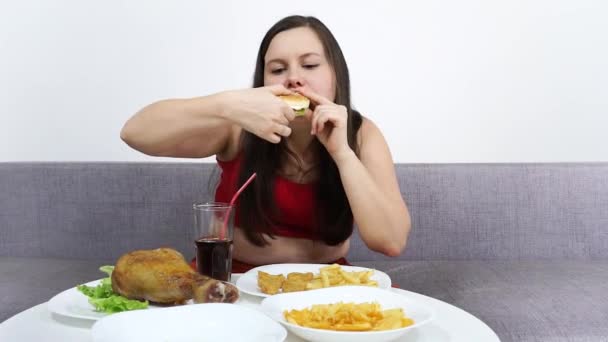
(4, 280), (498, 342)
(235, 263), (391, 298)
(261, 286), (435, 342)
(47, 279), (164, 320)
(91, 303), (287, 342)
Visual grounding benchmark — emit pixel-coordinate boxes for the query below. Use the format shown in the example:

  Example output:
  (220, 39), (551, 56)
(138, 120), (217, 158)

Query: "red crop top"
(214, 154), (320, 240)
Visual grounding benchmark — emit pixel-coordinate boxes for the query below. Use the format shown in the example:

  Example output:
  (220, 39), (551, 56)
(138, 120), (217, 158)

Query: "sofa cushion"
(357, 260), (608, 342)
(0, 257), (113, 323)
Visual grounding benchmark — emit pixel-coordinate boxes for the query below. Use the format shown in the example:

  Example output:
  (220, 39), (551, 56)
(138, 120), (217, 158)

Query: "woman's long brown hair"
(236, 15), (363, 246)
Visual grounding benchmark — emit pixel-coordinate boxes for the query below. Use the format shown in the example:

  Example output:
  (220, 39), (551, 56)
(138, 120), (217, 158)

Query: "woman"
(121, 15), (411, 272)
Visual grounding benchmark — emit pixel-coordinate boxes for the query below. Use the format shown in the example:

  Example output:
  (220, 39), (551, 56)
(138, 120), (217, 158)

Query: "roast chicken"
(111, 248), (239, 305)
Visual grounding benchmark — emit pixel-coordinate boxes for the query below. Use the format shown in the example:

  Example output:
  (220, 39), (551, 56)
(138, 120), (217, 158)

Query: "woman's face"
(264, 27), (336, 102)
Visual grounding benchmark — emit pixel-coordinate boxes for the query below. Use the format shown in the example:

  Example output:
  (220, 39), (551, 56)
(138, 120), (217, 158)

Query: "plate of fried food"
(235, 263), (391, 298)
(48, 248), (239, 320)
(261, 285), (435, 342)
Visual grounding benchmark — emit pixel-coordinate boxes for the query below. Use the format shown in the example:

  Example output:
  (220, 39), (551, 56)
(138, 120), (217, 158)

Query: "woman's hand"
(221, 85), (296, 143)
(297, 88), (353, 161)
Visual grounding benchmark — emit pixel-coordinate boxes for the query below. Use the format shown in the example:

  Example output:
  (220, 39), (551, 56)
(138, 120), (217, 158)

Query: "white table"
(0, 274), (500, 342)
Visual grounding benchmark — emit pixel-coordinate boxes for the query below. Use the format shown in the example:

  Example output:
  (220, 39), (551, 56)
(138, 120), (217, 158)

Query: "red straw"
(220, 172), (257, 239)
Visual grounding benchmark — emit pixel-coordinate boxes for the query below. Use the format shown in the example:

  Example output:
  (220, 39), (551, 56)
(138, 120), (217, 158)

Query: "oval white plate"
(261, 286), (435, 342)
(91, 303), (287, 342)
(47, 279), (165, 320)
(235, 263), (391, 298)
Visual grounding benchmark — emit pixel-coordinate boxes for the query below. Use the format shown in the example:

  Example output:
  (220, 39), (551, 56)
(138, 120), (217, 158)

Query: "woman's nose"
(285, 71), (305, 89)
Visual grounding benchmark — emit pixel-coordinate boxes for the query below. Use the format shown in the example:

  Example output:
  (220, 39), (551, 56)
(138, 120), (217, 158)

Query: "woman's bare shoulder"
(356, 115), (385, 150)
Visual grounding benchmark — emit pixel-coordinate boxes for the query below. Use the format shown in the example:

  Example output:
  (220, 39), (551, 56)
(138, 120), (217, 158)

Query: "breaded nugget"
(282, 272), (314, 293)
(286, 272), (314, 282)
(257, 271), (285, 295)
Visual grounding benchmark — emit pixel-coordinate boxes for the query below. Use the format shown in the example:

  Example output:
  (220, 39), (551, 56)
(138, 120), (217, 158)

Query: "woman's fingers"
(261, 123), (291, 144)
(281, 104), (296, 121)
(275, 123), (292, 137)
(267, 134), (281, 144)
(296, 87), (332, 106)
(311, 107), (330, 134)
(266, 84), (293, 96)
(317, 114), (330, 135)
(273, 112), (289, 125)
(311, 109), (320, 134)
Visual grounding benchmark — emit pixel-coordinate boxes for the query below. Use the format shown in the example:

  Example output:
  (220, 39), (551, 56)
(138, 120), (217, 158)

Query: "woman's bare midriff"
(232, 227), (350, 265)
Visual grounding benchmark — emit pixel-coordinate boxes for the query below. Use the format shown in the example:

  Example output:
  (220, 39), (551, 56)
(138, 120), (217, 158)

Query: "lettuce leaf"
(76, 280), (113, 299)
(88, 295), (149, 313)
(77, 265), (148, 313)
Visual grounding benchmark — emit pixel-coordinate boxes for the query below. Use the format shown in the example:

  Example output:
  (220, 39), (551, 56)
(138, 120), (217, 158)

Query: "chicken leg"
(111, 248), (239, 304)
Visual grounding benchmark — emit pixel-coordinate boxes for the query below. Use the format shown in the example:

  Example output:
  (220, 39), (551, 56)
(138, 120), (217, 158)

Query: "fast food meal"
(284, 301), (415, 331)
(257, 264), (378, 295)
(278, 93), (310, 116)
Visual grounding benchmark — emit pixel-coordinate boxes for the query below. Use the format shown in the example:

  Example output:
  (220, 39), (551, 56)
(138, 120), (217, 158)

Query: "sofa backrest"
(1, 162), (607, 261)
(350, 163), (608, 261)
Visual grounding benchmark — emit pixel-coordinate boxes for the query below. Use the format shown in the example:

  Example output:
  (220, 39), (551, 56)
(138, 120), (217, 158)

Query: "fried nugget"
(257, 271), (285, 295)
(282, 272), (314, 293)
(287, 272), (314, 282)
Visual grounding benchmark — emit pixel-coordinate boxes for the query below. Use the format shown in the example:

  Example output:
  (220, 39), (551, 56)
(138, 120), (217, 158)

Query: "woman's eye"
(270, 68), (285, 75)
(304, 64), (319, 69)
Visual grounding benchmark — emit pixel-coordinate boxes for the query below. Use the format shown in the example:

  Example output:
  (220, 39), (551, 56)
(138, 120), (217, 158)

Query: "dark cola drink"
(195, 238), (233, 281)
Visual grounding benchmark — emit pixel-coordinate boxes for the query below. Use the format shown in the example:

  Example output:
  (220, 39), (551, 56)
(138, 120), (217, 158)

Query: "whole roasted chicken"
(111, 248), (239, 305)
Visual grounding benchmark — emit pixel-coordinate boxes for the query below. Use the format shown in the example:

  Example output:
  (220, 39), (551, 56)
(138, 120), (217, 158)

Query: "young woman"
(121, 15), (411, 272)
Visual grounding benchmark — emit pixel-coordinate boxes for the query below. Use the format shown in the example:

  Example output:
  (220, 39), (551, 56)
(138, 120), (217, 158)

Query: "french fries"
(284, 301), (415, 331)
(258, 264), (378, 295)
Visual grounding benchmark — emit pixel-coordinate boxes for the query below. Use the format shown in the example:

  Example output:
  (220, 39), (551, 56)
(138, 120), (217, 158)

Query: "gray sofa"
(1, 162), (608, 341)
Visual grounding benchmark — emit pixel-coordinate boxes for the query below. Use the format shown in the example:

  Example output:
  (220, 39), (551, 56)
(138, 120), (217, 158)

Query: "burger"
(278, 94), (310, 116)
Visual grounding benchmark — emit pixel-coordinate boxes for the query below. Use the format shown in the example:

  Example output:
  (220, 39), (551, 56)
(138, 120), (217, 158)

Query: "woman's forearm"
(334, 151), (410, 256)
(120, 93), (232, 158)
